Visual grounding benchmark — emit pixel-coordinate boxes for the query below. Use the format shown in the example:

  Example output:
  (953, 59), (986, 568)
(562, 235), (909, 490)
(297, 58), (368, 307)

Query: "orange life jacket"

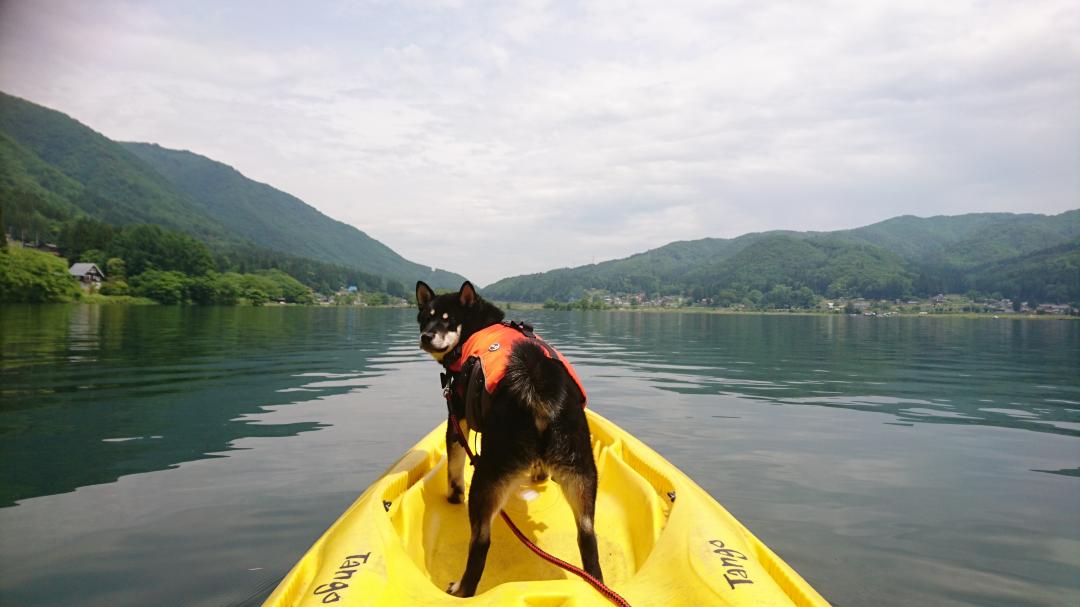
(445, 322), (587, 407)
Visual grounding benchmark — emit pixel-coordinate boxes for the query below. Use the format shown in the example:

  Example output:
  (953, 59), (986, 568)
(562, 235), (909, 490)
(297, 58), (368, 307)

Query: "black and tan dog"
(415, 280), (603, 597)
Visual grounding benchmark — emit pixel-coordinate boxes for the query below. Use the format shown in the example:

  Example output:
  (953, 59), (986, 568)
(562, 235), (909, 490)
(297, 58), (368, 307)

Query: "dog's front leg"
(445, 415), (467, 504)
(448, 467), (513, 597)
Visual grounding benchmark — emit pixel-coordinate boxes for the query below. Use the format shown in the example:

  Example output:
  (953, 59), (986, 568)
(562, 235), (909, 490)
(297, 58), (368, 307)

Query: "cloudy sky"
(1, 0), (1077, 285)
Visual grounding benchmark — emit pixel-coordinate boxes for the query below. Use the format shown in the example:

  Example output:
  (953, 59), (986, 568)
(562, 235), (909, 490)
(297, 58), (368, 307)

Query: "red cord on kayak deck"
(447, 408), (632, 607)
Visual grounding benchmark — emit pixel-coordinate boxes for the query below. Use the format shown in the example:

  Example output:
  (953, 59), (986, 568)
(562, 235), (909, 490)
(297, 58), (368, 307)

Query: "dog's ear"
(459, 281), (478, 307)
(416, 281), (435, 308)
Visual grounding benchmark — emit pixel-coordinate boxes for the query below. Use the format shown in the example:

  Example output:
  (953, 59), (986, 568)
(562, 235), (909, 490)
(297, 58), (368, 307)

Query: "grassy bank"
(78, 293), (157, 305)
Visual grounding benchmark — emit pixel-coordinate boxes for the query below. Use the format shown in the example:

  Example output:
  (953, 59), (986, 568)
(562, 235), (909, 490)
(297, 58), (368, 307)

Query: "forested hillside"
(484, 211), (1080, 304)
(3, 92), (1075, 308)
(122, 142), (462, 287)
(0, 92), (235, 242)
(0, 91), (464, 290)
(835, 211), (1080, 268)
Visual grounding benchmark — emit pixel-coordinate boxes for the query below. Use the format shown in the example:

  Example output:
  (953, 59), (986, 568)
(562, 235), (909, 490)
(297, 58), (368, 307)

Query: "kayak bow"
(264, 409), (830, 606)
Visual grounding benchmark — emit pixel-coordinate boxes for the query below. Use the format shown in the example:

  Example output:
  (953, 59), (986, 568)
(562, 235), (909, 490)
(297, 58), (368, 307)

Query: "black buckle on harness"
(505, 320), (535, 337)
(440, 372), (453, 400)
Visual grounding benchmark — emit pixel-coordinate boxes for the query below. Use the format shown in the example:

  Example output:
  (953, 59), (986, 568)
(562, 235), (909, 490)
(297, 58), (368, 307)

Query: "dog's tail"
(504, 340), (569, 425)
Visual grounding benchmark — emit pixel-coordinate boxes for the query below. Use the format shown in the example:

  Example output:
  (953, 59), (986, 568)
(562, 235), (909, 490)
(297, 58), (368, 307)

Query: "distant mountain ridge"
(483, 211), (1080, 304)
(830, 212), (1080, 268)
(3, 91), (1075, 304)
(121, 142), (464, 287)
(0, 91), (464, 289)
(0, 92), (236, 242)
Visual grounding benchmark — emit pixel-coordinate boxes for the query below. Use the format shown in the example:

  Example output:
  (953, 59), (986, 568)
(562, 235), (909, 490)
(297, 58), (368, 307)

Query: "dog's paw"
(447, 581), (464, 597)
(448, 486), (465, 504)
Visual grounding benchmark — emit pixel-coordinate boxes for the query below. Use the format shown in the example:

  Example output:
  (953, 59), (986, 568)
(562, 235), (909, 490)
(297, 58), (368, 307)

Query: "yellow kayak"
(263, 410), (831, 606)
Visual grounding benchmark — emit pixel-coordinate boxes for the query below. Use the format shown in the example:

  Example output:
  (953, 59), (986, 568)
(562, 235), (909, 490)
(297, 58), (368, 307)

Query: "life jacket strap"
(504, 320), (535, 337)
(504, 320), (561, 360)
(440, 343), (464, 371)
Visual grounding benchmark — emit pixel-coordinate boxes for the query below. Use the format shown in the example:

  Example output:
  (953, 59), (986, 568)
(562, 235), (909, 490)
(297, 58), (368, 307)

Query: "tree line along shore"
(0, 218), (407, 306)
(4, 236), (1075, 319)
(3, 212), (1077, 315)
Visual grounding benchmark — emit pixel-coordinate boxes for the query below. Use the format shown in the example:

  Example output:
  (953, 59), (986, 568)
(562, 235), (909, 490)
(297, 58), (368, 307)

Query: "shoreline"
(495, 303), (1077, 320)
(6, 300), (1075, 320)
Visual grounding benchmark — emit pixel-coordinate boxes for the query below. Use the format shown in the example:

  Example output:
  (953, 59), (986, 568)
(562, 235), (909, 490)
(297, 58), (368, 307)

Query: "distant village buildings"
(9, 239), (61, 255)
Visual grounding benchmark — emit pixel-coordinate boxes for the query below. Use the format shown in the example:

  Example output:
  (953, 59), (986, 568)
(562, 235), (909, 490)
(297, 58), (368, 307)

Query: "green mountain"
(967, 238), (1080, 304)
(121, 142), (462, 287)
(683, 235), (916, 300)
(478, 233), (771, 302)
(835, 211), (1080, 268)
(0, 92), (235, 242)
(4, 91), (1074, 304)
(483, 211), (1080, 304)
(0, 91), (464, 289)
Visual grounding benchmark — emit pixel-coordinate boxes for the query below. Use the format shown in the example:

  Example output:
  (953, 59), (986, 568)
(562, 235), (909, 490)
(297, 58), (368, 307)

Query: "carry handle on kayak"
(443, 383), (632, 607)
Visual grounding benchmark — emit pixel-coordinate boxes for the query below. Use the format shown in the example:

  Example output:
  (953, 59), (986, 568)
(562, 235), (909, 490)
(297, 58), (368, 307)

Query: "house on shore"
(69, 263), (106, 288)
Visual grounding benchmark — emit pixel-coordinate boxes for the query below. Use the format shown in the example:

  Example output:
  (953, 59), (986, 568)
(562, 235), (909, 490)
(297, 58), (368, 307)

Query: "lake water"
(1, 305), (1077, 607)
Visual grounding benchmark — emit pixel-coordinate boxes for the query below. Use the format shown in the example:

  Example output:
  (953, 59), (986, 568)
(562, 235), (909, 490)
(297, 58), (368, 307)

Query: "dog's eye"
(429, 309), (435, 316)
(442, 313), (449, 320)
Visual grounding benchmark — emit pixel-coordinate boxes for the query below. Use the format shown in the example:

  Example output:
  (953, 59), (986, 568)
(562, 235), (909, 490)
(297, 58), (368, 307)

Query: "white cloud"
(1, 0), (1077, 284)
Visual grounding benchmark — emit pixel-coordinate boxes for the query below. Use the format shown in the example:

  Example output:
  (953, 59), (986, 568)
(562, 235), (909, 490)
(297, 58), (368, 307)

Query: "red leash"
(447, 408), (632, 607)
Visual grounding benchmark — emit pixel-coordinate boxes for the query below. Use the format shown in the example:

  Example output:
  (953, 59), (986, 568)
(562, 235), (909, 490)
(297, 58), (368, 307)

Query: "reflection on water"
(0, 307), (1077, 607)
(539, 313), (1080, 437)
(531, 312), (1080, 607)
(0, 305), (410, 506)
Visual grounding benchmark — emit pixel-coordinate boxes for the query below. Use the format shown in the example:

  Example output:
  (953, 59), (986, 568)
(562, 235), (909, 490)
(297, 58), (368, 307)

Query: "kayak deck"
(394, 424), (668, 594)
(264, 410), (830, 606)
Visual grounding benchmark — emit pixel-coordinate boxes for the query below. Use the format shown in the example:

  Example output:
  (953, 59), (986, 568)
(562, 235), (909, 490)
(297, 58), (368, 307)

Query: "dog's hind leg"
(447, 467), (516, 597)
(445, 416), (467, 504)
(555, 466), (604, 582)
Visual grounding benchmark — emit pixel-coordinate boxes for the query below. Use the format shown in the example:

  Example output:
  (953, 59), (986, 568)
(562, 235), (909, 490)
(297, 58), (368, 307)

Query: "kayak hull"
(264, 410), (830, 606)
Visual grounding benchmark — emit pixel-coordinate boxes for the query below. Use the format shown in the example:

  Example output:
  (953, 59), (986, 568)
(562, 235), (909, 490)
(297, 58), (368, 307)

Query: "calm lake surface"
(1, 305), (1078, 607)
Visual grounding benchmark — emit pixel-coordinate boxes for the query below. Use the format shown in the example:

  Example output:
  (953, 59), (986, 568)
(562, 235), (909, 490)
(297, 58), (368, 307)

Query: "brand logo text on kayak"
(312, 552), (371, 604)
(708, 539), (754, 590)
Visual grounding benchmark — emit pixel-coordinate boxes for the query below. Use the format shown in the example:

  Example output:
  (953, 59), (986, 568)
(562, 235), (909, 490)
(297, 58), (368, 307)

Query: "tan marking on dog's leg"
(446, 419), (468, 503)
(557, 468), (604, 582)
(450, 473), (517, 597)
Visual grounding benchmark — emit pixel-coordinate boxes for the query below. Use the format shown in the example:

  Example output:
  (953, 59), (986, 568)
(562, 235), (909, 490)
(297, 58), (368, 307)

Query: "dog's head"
(415, 280), (504, 362)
